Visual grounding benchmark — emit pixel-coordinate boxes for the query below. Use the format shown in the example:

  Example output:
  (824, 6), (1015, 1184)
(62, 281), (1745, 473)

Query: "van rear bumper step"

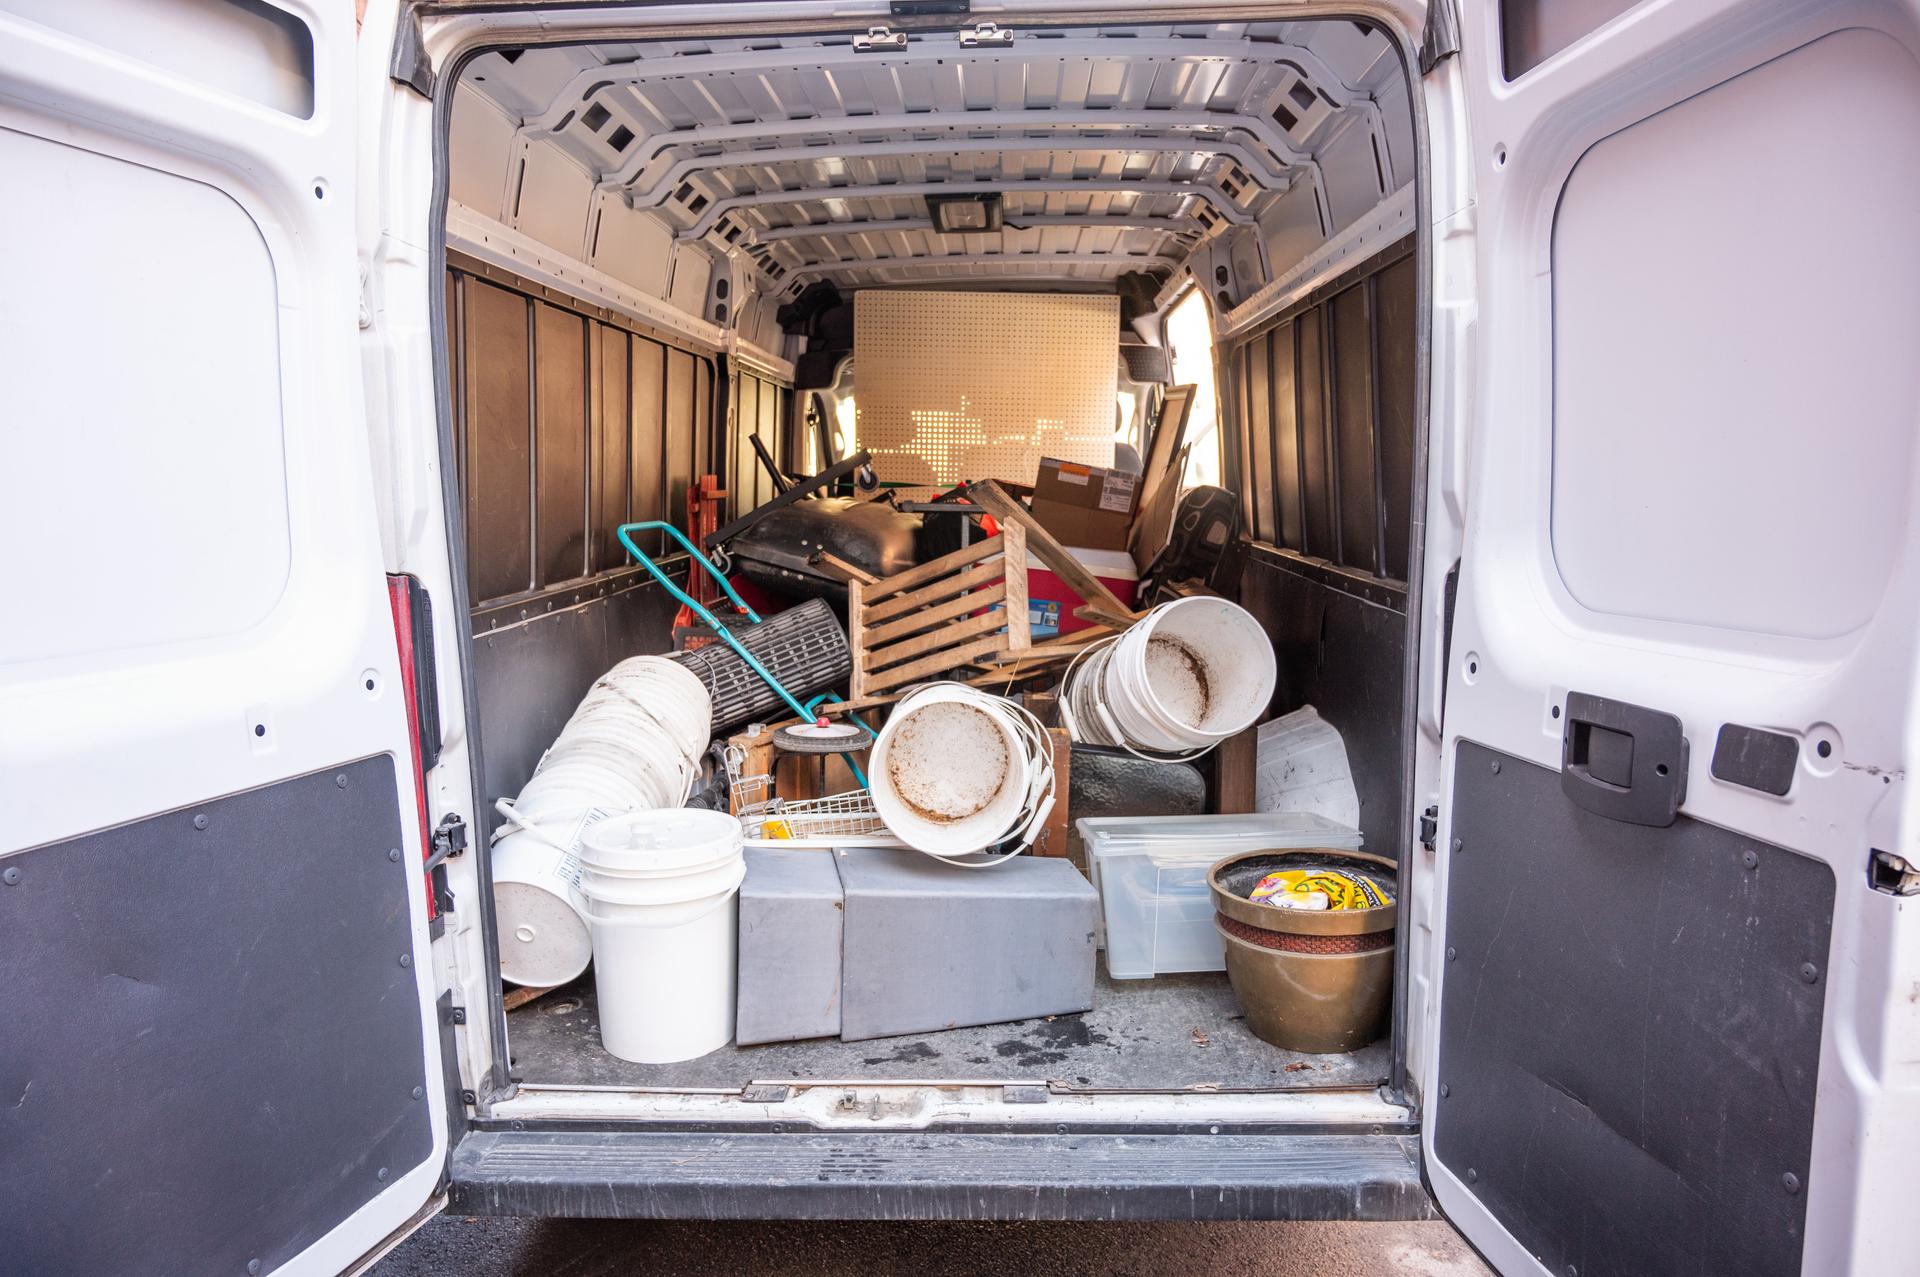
(448, 1129), (1435, 1221)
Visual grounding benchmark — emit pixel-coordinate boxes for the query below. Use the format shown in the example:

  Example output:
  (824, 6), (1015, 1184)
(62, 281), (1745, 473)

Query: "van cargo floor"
(506, 970), (1389, 1092)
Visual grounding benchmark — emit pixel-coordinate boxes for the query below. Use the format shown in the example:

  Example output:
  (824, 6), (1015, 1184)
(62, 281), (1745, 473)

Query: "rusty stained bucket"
(1207, 848), (1397, 1055)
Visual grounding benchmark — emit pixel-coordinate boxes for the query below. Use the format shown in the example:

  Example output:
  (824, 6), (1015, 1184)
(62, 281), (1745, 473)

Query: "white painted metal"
(523, 33), (1371, 137)
(449, 15), (1416, 302)
(1425, 2), (1920, 1274)
(0, 0), (447, 1272)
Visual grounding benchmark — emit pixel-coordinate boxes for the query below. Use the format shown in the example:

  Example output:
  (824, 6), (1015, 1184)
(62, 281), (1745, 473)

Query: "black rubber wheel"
(854, 463), (879, 492)
(773, 721), (873, 755)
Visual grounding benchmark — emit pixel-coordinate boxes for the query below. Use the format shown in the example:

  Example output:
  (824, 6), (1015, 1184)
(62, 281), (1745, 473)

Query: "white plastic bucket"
(868, 685), (1046, 858)
(489, 657), (713, 987)
(1063, 598), (1276, 755)
(575, 809), (746, 1064)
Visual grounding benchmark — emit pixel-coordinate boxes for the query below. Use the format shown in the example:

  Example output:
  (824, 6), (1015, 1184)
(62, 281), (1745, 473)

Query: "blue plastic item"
(615, 521), (822, 726)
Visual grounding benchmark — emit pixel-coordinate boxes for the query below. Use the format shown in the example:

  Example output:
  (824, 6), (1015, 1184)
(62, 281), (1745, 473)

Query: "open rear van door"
(0, 2), (447, 1273)
(1426, 2), (1920, 1275)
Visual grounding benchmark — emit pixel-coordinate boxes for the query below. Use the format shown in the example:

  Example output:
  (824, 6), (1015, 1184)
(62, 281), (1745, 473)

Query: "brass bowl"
(1207, 848), (1397, 1055)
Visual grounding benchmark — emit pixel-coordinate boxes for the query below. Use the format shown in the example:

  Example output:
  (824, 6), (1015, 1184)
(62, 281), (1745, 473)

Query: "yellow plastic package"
(1249, 867), (1391, 911)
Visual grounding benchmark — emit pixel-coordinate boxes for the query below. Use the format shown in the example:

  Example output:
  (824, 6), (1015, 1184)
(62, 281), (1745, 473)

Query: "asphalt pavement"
(371, 1216), (1491, 1276)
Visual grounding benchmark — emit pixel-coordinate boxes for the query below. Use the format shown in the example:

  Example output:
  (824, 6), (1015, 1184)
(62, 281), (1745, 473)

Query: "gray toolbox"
(835, 849), (1099, 1041)
(735, 847), (844, 1045)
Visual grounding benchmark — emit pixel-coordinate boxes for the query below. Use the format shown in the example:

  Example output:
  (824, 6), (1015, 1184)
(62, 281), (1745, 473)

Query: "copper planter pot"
(1208, 849), (1397, 1055)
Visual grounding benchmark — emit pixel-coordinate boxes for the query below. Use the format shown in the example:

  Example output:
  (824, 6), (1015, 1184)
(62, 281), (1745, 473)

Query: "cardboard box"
(1029, 457), (1139, 552)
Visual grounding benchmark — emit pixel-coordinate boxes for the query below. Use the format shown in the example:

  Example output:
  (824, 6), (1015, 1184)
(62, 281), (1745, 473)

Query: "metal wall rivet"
(376, 1166), (390, 1182)
(413, 1086), (426, 1100)
(1742, 850), (1760, 870)
(1782, 1171), (1801, 1195)
(1466, 1167), (1479, 1183)
(388, 848), (402, 862)
(335, 774), (349, 788)
(1450, 837), (1463, 853)
(248, 1261), (261, 1275)
(1439, 1083), (1450, 1098)
(2, 867), (20, 886)
(192, 814), (209, 831)
(399, 954), (412, 968)
(1490, 760), (1502, 774)
(1447, 947), (1457, 961)
(1799, 963), (1819, 984)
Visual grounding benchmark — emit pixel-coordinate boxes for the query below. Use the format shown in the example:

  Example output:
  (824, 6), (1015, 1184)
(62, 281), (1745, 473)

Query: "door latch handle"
(1559, 692), (1689, 827)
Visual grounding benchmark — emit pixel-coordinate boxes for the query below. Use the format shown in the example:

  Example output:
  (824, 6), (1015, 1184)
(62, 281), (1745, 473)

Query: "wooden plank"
(863, 580), (1007, 647)
(1000, 521), (1031, 656)
(863, 608), (1009, 673)
(846, 578), (870, 702)
(812, 551), (881, 586)
(861, 535), (1000, 603)
(1073, 603), (1140, 631)
(863, 558), (1005, 624)
(968, 480), (1138, 620)
(503, 985), (556, 1013)
(1029, 727), (1073, 857)
(816, 692), (907, 715)
(868, 634), (1012, 693)
(1216, 726), (1258, 814)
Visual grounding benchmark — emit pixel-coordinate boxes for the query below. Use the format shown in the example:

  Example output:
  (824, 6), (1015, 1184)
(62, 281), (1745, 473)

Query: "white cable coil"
(1060, 597), (1277, 760)
(489, 656), (713, 986)
(868, 684), (1056, 867)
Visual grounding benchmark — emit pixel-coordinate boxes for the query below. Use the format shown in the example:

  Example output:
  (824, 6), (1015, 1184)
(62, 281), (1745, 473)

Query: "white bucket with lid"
(575, 809), (746, 1064)
(489, 657), (712, 987)
(868, 684), (1054, 863)
(1063, 597), (1276, 757)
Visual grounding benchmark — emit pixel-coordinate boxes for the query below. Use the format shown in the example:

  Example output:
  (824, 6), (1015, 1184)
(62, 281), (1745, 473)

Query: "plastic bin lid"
(1078, 811), (1363, 861)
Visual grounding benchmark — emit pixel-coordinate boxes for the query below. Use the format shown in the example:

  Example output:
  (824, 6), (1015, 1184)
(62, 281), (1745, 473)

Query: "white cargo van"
(4, 0), (1917, 1273)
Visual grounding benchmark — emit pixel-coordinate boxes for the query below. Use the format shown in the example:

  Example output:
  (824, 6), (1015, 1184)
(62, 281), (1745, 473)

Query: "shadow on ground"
(371, 1217), (1490, 1276)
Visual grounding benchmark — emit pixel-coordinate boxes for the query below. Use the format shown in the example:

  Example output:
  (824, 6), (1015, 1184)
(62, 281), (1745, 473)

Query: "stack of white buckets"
(490, 655), (746, 1063)
(1061, 597), (1277, 757)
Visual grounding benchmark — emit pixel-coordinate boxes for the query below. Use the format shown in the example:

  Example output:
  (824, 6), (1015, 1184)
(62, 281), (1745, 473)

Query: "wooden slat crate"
(846, 522), (1031, 705)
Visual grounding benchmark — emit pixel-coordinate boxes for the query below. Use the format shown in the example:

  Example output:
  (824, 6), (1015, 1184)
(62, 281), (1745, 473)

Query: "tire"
(773, 721), (873, 755)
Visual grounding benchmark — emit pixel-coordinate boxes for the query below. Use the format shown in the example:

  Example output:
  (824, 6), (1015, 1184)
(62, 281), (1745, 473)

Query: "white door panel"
(1426, 2), (1920, 1275)
(0, 3), (446, 1274)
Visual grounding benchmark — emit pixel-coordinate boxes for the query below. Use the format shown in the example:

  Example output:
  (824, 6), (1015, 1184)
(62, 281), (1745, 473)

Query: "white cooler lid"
(1021, 545), (1140, 581)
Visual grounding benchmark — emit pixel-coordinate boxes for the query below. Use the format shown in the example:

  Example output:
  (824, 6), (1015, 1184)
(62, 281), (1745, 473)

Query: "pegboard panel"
(854, 291), (1118, 488)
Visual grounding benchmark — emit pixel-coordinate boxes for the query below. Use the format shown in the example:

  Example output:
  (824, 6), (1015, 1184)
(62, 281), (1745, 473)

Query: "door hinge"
(1869, 849), (1920, 896)
(425, 813), (468, 873)
(1418, 805), (1439, 851)
(852, 25), (910, 53)
(959, 22), (1014, 48)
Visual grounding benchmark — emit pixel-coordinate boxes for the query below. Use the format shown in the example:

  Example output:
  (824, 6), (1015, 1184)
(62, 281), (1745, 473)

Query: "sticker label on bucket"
(553, 808), (612, 888)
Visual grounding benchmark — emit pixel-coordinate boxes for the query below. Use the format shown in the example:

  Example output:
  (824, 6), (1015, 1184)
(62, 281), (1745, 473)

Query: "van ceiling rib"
(631, 137), (1290, 214)
(461, 20), (1402, 293)
(678, 177), (1252, 242)
(748, 213), (1209, 245)
(784, 251), (1183, 284)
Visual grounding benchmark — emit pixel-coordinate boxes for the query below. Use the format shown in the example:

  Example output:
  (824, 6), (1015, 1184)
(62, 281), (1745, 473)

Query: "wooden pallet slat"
(847, 528), (1031, 702)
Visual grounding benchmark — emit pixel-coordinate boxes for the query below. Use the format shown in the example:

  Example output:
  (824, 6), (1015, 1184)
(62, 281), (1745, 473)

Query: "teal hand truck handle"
(615, 521), (823, 726)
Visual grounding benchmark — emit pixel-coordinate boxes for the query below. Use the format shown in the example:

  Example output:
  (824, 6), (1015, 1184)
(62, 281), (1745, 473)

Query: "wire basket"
(725, 744), (895, 843)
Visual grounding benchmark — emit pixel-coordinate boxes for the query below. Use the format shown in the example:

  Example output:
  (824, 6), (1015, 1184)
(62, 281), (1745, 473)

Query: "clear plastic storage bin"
(1079, 812), (1365, 979)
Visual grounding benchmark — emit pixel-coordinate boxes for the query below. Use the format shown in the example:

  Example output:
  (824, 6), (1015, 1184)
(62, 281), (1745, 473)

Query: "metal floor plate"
(506, 969), (1390, 1092)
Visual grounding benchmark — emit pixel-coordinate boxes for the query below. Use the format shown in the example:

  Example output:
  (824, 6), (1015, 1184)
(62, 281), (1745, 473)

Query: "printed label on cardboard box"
(1098, 470), (1138, 513)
